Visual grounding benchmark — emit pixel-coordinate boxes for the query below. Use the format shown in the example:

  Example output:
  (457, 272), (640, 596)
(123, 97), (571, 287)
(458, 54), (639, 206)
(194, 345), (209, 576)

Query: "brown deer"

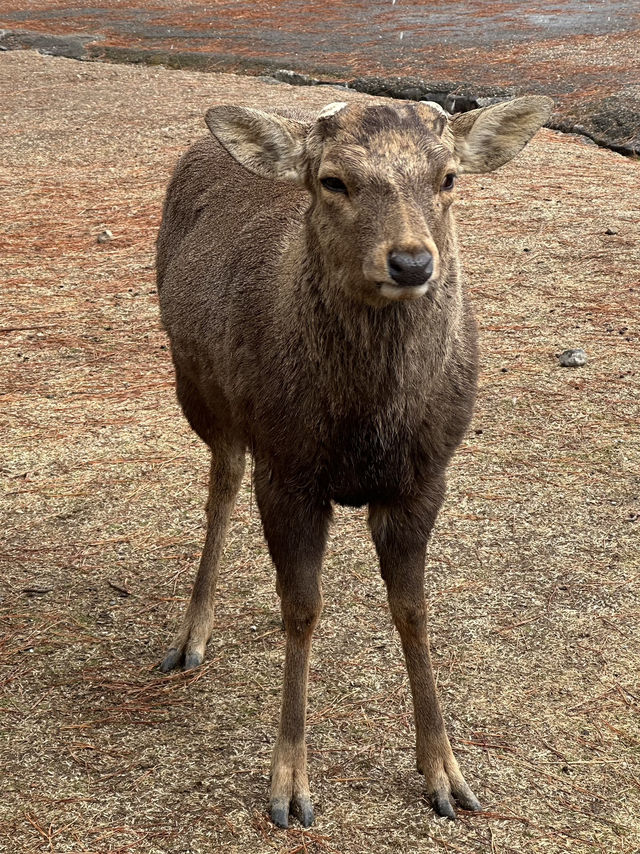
(156, 95), (552, 828)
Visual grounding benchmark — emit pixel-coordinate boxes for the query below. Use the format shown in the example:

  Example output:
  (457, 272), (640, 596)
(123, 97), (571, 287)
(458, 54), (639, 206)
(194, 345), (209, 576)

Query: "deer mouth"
(377, 279), (434, 301)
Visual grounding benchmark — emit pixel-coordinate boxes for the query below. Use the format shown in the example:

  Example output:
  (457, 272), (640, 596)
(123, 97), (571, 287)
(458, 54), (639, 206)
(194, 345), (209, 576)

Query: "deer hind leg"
(255, 463), (330, 828)
(369, 494), (481, 820)
(160, 438), (245, 672)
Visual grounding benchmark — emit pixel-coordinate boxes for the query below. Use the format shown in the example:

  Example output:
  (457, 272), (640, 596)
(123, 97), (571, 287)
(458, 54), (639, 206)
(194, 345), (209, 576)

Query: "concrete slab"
(1, 0), (639, 153)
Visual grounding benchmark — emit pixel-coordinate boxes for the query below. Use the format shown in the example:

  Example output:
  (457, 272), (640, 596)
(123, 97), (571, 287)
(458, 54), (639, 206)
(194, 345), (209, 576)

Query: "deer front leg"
(160, 440), (245, 672)
(269, 607), (318, 829)
(256, 467), (330, 829)
(369, 498), (481, 820)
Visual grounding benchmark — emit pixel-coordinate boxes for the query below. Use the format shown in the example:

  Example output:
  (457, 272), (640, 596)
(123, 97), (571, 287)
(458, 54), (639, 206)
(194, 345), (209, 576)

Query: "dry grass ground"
(1, 51), (638, 854)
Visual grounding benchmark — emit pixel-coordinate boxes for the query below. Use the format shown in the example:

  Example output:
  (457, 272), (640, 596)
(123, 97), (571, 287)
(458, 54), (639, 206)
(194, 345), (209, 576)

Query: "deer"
(155, 94), (552, 828)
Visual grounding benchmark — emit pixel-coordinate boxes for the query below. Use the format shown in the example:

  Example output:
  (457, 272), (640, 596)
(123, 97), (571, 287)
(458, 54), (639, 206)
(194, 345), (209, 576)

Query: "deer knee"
(388, 595), (427, 638)
(280, 587), (323, 637)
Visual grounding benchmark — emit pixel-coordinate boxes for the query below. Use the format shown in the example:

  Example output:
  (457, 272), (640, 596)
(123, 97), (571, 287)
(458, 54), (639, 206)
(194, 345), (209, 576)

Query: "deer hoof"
(432, 790), (457, 820)
(270, 802), (289, 829)
(430, 784), (481, 820)
(158, 648), (203, 673)
(291, 796), (314, 827)
(270, 796), (314, 829)
(183, 651), (203, 671)
(159, 648), (182, 673)
(455, 788), (482, 813)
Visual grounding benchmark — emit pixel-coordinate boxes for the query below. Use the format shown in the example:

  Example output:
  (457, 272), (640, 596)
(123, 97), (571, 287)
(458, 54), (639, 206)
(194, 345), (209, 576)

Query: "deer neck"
(282, 223), (464, 405)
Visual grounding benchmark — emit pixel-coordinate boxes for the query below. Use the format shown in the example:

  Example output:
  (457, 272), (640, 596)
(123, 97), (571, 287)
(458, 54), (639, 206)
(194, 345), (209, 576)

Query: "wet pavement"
(1, 1), (639, 153)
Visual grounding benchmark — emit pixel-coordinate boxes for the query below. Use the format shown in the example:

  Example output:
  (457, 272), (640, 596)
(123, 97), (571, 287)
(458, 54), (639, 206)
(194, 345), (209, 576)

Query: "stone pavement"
(1, 0), (639, 153)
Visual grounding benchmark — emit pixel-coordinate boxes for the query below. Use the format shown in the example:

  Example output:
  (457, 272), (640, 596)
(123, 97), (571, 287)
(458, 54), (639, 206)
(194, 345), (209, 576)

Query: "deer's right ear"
(205, 106), (308, 183)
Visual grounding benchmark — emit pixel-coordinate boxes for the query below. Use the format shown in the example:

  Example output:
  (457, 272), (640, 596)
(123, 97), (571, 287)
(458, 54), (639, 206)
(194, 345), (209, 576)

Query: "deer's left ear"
(451, 96), (553, 173)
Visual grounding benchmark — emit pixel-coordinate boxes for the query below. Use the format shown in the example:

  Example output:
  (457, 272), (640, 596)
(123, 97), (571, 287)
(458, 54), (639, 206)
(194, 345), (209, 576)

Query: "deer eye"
(441, 173), (456, 191)
(320, 176), (348, 195)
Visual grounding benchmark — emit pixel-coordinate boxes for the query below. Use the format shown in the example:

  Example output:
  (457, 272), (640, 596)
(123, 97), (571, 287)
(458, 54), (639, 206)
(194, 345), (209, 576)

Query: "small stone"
(558, 348), (588, 367)
(272, 69), (320, 86)
(475, 96), (508, 108)
(604, 227), (619, 235)
(399, 86), (422, 101)
(97, 229), (113, 243)
(256, 75), (283, 85)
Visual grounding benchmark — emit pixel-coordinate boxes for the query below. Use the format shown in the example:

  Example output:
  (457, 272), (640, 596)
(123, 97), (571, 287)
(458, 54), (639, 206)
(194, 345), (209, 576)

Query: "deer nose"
(387, 250), (434, 287)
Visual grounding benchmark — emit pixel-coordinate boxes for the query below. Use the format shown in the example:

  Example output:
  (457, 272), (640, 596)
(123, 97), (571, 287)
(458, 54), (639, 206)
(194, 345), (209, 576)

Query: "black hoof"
(270, 797), (314, 829)
(432, 791), (457, 820)
(457, 791), (482, 812)
(292, 797), (314, 828)
(159, 648), (181, 673)
(183, 651), (203, 671)
(270, 803), (289, 829)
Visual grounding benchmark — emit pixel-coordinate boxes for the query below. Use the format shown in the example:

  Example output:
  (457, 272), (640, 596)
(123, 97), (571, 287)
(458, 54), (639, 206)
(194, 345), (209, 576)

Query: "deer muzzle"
(387, 250), (434, 288)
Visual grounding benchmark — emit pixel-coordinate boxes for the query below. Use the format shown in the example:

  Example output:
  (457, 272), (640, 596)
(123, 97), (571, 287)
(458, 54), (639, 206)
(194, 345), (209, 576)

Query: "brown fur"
(156, 96), (552, 826)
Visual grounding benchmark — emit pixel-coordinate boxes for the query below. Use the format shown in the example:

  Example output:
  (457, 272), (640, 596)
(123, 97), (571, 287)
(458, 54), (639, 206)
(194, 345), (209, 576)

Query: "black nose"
(387, 250), (433, 287)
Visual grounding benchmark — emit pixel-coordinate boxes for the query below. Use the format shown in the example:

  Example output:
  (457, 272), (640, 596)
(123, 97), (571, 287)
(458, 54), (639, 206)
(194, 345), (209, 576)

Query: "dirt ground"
(1, 51), (639, 854)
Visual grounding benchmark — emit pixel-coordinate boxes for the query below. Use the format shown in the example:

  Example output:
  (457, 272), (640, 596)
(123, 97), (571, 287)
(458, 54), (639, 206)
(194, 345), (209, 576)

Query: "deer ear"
(451, 96), (553, 173)
(205, 106), (308, 183)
